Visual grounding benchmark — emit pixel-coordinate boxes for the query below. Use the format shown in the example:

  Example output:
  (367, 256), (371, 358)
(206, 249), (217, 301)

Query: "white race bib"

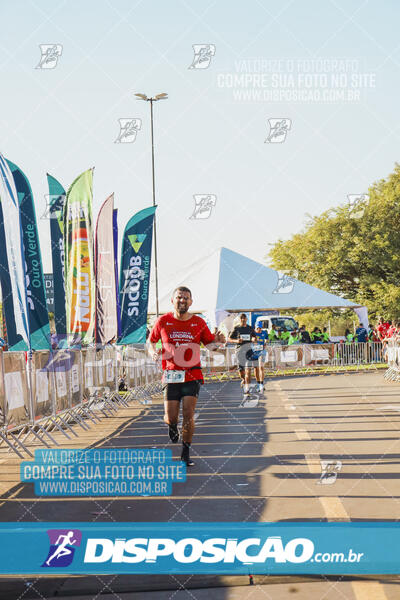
(252, 344), (263, 352)
(164, 370), (185, 383)
(240, 334), (251, 341)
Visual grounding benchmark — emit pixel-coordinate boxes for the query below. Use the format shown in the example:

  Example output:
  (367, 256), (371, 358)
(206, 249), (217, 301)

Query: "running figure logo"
(272, 270), (297, 294)
(188, 44), (216, 69)
(318, 460), (342, 485)
(42, 529), (82, 567)
(347, 194), (368, 219)
(36, 44), (63, 69)
(189, 195), (217, 219)
(265, 118), (292, 143)
(115, 118), (142, 143)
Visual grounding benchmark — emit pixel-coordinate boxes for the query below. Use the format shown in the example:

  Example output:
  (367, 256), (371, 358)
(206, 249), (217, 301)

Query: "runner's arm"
(205, 331), (226, 353)
(202, 325), (226, 353)
(148, 319), (162, 361)
(147, 341), (161, 361)
(227, 328), (241, 344)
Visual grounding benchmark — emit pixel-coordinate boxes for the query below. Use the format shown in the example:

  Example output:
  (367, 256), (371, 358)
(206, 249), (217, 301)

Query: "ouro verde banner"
(7, 160), (51, 350)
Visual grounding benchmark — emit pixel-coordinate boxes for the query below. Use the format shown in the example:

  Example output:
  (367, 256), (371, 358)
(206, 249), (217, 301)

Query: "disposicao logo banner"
(64, 169), (95, 346)
(0, 522), (400, 574)
(118, 206), (156, 345)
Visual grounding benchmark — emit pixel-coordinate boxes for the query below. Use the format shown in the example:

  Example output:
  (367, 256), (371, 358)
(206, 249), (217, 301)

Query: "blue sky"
(0, 0), (399, 293)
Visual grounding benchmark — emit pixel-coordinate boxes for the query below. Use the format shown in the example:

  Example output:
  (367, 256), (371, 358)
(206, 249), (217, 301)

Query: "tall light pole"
(135, 92), (168, 318)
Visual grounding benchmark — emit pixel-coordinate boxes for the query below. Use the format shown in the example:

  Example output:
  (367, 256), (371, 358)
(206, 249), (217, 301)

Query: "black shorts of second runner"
(238, 360), (253, 370)
(237, 348), (255, 370)
(163, 380), (202, 401)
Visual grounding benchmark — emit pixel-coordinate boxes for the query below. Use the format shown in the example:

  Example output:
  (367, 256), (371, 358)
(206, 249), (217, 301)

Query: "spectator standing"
(299, 325), (312, 344)
(321, 327), (330, 343)
(355, 323), (367, 343)
(269, 324), (279, 343)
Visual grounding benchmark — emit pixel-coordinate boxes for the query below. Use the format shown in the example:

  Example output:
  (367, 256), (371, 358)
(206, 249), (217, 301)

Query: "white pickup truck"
(254, 315), (298, 333)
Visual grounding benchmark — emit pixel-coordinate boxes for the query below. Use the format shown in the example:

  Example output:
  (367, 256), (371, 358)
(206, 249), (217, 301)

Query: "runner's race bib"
(164, 370), (185, 383)
(252, 344), (263, 352)
(240, 334), (251, 341)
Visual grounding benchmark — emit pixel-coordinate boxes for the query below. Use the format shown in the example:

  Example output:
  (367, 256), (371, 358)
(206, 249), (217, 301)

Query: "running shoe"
(168, 423), (179, 443)
(181, 445), (194, 466)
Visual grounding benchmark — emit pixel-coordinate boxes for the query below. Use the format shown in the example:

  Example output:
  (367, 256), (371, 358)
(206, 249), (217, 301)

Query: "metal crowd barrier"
(202, 342), (386, 381)
(0, 340), (385, 457)
(384, 340), (400, 381)
(0, 345), (163, 458)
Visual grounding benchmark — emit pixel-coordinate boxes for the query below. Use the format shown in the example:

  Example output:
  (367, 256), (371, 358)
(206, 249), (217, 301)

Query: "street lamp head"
(154, 92), (168, 100)
(135, 93), (148, 100)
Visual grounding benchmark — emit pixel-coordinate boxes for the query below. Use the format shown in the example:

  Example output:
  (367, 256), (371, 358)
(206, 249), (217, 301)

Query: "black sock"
(182, 442), (191, 449)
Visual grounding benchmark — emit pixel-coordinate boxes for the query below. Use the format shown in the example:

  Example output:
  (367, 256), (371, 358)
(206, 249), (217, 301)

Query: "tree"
(268, 163), (400, 320)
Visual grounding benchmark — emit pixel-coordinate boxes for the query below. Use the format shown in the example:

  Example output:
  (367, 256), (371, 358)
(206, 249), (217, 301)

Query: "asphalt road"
(0, 370), (400, 599)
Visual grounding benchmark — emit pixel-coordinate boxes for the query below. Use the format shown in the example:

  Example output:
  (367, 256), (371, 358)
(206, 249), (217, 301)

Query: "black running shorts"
(163, 380), (202, 401)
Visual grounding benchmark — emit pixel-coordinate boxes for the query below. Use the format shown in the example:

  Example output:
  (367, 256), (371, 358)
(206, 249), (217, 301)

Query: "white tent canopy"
(150, 247), (361, 316)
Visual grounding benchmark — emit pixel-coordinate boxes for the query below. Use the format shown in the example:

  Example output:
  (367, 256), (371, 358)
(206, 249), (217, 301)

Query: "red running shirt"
(149, 312), (215, 383)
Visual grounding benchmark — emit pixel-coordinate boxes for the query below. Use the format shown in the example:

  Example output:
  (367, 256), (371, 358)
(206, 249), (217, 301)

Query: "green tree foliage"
(268, 163), (400, 321)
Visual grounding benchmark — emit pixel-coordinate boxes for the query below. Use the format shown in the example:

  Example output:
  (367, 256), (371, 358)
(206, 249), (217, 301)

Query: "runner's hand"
(151, 350), (161, 362)
(214, 331), (226, 345)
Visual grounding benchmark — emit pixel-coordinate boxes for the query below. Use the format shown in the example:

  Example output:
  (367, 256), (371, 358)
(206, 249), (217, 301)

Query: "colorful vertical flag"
(0, 200), (27, 349)
(7, 160), (51, 350)
(0, 154), (29, 350)
(118, 206), (156, 345)
(95, 194), (119, 345)
(63, 168), (95, 346)
(113, 208), (122, 338)
(47, 174), (67, 339)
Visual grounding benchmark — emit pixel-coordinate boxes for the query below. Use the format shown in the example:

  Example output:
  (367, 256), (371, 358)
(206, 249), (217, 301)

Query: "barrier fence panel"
(303, 344), (334, 367)
(69, 350), (83, 407)
(92, 348), (105, 397)
(32, 350), (54, 421)
(50, 350), (72, 413)
(82, 348), (96, 401)
(104, 346), (117, 393)
(2, 351), (31, 429)
(136, 351), (146, 388)
(275, 345), (304, 369)
(124, 346), (136, 390)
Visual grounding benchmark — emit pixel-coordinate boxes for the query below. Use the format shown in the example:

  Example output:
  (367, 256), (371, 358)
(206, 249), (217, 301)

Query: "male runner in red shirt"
(149, 286), (225, 466)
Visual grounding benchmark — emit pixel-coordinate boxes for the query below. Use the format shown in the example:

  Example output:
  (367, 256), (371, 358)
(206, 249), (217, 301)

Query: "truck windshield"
(271, 317), (298, 330)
